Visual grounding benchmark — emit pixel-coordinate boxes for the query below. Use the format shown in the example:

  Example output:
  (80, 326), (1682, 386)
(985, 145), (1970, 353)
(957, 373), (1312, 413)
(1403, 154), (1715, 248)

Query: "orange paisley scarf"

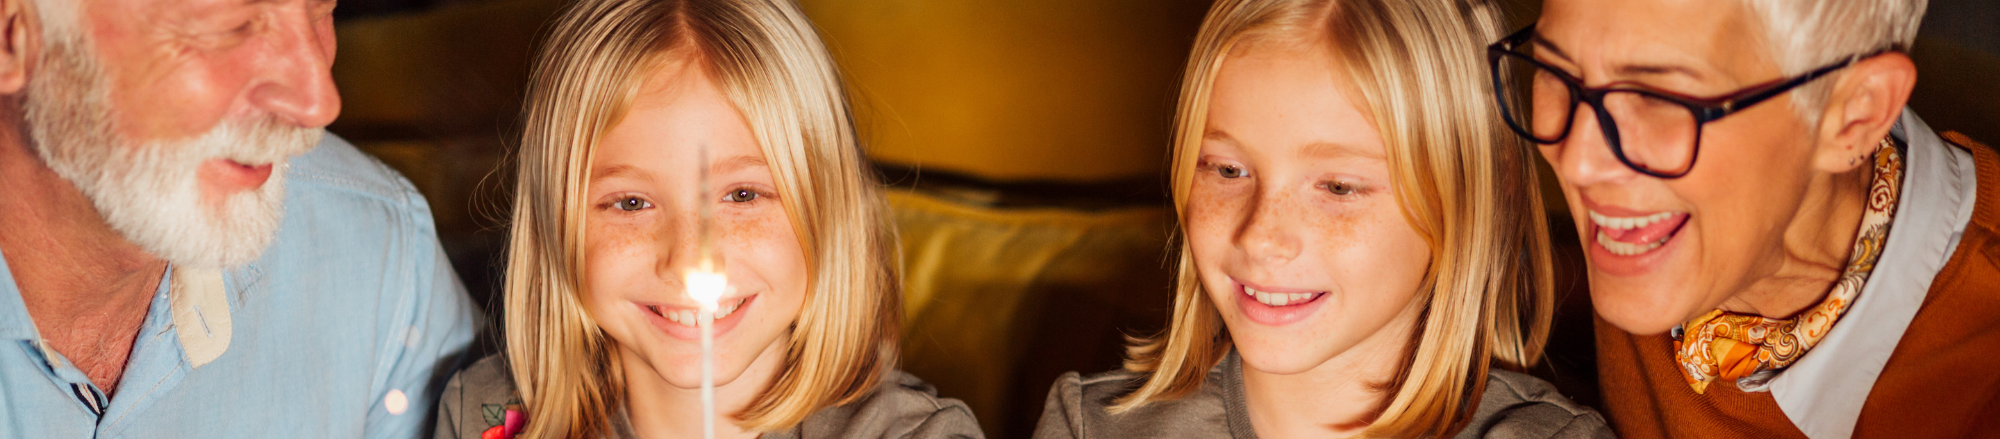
(1672, 137), (1903, 394)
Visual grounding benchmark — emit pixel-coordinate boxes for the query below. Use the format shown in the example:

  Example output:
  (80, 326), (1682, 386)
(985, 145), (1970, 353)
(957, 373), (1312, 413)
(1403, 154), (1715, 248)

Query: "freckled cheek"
(1182, 184), (1250, 261)
(718, 209), (810, 301)
(1311, 203), (1430, 300)
(581, 222), (664, 301)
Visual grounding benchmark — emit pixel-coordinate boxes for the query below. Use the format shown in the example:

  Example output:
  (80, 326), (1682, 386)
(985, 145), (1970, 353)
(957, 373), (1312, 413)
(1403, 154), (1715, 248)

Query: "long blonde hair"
(503, 0), (899, 436)
(1112, 0), (1553, 437)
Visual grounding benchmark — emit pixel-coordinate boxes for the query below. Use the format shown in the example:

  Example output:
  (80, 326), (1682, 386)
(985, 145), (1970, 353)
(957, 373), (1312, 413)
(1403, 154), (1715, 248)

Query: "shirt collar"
(1768, 108), (1979, 439)
(0, 242), (247, 370)
(0, 250), (40, 341)
(171, 267), (233, 369)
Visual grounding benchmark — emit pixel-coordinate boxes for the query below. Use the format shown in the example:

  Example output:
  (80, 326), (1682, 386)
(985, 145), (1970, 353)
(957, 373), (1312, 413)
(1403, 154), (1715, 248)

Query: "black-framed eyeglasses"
(1487, 25), (1887, 178)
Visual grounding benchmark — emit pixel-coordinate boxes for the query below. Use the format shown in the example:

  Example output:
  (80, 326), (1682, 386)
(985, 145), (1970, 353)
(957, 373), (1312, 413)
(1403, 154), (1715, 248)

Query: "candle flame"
(686, 270), (726, 311)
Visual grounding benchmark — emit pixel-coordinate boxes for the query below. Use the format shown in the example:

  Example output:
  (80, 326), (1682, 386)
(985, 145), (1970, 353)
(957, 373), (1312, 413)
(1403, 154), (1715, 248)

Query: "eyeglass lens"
(1496, 52), (1701, 176)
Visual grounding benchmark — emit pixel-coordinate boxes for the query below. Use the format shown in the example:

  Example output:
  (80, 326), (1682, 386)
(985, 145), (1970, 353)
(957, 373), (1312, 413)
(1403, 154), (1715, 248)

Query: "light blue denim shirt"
(0, 134), (481, 438)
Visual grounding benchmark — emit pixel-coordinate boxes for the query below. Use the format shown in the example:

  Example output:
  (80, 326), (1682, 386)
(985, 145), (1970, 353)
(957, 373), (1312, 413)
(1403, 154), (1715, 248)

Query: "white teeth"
(1587, 209), (1681, 256)
(1588, 210), (1676, 231)
(714, 298), (743, 319)
(653, 297), (749, 327)
(1246, 286), (1314, 307)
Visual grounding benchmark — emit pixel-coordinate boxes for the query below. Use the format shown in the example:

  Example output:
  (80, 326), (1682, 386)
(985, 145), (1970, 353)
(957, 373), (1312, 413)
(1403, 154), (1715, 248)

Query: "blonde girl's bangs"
(1114, 1), (1553, 437)
(506, 0), (899, 437)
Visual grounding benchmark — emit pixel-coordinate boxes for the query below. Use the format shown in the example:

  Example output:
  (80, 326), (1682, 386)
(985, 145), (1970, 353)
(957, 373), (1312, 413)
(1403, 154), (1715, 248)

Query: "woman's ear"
(1812, 52), (1916, 173)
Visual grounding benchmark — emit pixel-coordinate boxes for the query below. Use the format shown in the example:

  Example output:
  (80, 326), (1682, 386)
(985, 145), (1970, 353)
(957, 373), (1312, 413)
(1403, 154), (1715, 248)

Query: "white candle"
(685, 142), (725, 439)
(686, 270), (726, 439)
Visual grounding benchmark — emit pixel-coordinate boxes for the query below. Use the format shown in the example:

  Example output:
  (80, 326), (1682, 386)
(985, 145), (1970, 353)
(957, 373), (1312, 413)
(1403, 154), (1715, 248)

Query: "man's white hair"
(1742, 0), (1928, 121)
(29, 0), (79, 37)
(20, 0), (319, 269)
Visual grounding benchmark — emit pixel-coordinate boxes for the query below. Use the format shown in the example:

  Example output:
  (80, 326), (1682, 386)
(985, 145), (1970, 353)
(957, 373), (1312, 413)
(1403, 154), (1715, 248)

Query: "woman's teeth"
(650, 298), (745, 326)
(1245, 285), (1318, 307)
(1588, 209), (1680, 256)
(1596, 232), (1665, 256)
(1588, 210), (1674, 230)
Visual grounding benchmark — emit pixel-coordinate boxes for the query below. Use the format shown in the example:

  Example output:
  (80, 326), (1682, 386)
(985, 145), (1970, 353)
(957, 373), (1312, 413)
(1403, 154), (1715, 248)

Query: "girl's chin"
(1231, 340), (1340, 376)
(655, 369), (752, 390)
(624, 349), (757, 390)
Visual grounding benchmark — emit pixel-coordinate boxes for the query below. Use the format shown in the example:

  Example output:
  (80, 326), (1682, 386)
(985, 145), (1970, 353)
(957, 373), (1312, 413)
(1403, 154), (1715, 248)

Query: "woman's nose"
(1551, 106), (1640, 187)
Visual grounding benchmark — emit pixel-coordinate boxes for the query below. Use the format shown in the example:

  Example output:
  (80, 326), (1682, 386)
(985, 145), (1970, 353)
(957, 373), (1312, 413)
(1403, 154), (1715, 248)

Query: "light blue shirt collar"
(0, 254), (37, 341)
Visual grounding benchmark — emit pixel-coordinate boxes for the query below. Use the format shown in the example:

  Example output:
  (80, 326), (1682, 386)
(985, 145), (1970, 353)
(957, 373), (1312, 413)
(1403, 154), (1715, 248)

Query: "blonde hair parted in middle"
(503, 0), (899, 437)
(1112, 0), (1554, 437)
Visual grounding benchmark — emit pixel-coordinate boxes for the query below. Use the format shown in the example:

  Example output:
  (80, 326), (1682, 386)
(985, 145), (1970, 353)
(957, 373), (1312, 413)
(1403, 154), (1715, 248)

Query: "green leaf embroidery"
(482, 404), (506, 427)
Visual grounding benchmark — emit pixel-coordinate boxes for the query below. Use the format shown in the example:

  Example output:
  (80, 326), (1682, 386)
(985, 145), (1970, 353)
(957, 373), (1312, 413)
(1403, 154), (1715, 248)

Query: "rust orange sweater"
(1596, 132), (2000, 439)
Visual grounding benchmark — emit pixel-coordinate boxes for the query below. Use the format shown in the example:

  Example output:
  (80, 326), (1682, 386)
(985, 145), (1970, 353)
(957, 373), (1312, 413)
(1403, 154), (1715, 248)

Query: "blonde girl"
(433, 0), (980, 437)
(1035, 0), (1609, 437)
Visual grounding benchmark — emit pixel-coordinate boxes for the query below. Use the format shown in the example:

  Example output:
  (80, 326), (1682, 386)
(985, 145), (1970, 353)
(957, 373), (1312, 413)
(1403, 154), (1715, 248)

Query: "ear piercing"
(1853, 136), (1894, 167)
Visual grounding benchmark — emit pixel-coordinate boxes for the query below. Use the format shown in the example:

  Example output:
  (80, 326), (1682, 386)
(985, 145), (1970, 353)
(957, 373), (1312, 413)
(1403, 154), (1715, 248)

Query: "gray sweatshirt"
(1033, 351), (1612, 439)
(434, 355), (984, 439)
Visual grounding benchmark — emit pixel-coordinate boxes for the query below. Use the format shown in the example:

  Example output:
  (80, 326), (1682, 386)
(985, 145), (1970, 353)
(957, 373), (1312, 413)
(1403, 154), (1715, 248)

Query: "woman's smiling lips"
(1232, 279), (1328, 326)
(636, 294), (756, 341)
(1581, 198), (1691, 277)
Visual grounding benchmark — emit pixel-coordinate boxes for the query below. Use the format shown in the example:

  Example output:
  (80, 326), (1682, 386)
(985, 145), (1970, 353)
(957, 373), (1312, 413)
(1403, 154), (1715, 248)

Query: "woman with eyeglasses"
(1497, 0), (2000, 438)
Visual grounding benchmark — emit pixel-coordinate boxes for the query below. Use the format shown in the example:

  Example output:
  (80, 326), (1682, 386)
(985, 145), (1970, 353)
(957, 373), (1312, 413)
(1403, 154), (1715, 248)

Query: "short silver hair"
(1741, 0), (1928, 121)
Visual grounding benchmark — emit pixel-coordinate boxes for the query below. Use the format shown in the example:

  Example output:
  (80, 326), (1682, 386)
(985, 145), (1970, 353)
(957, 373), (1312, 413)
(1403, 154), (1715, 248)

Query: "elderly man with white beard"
(0, 0), (478, 438)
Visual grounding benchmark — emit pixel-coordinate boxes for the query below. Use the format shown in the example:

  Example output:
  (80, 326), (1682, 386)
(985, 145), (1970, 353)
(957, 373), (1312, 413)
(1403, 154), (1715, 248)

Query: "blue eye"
(725, 189), (759, 203)
(615, 197), (652, 211)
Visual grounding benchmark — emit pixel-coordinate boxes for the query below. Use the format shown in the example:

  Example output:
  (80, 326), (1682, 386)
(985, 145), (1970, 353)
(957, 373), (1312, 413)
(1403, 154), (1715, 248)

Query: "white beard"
(24, 26), (321, 269)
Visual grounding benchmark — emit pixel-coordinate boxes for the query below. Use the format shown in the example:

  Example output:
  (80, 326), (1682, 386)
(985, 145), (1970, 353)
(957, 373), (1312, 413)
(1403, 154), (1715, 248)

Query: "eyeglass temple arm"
(1699, 51), (1887, 121)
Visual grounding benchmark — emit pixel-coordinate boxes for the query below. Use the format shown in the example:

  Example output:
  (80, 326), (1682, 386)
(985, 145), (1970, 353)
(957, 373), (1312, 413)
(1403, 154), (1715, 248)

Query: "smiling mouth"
(1244, 284), (1324, 307)
(1588, 209), (1690, 256)
(205, 158), (277, 190)
(644, 296), (747, 327)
